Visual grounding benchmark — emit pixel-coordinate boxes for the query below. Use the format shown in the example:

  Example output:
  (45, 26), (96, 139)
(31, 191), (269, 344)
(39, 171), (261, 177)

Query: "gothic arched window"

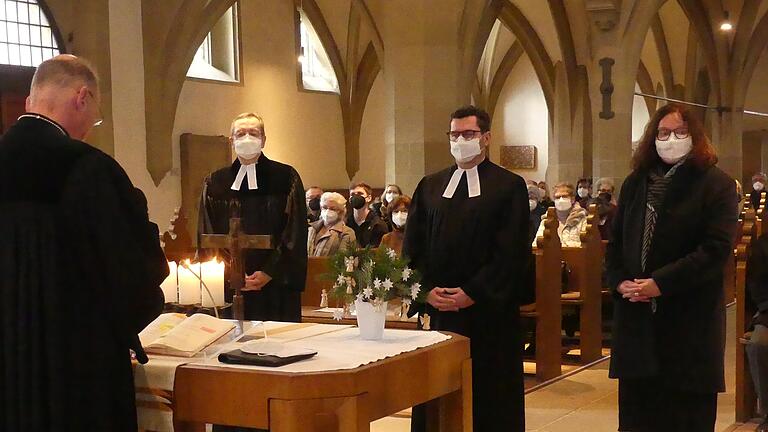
(0, 0), (61, 67)
(297, 8), (339, 94)
(187, 3), (240, 83)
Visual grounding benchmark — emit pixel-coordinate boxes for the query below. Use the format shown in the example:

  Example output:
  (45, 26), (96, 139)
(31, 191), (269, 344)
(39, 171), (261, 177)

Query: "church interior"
(3, 0), (768, 430)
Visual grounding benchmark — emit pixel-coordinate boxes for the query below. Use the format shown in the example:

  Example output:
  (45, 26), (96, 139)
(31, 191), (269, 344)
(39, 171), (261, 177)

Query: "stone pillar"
(589, 53), (636, 189)
(546, 62), (582, 185)
(711, 110), (744, 181)
(379, 0), (465, 195)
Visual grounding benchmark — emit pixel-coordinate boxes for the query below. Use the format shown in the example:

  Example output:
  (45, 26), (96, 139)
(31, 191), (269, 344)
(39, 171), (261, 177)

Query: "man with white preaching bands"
(404, 106), (532, 432)
(198, 113), (308, 323)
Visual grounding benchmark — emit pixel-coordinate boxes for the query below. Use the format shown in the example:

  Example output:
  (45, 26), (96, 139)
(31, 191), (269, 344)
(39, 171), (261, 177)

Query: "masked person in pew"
(305, 186), (323, 224)
(198, 113), (308, 322)
(0, 55), (167, 432)
(307, 192), (356, 256)
(533, 182), (587, 248)
(380, 195), (411, 256)
(750, 172), (767, 210)
(404, 106), (531, 432)
(606, 103), (737, 432)
(346, 182), (389, 248)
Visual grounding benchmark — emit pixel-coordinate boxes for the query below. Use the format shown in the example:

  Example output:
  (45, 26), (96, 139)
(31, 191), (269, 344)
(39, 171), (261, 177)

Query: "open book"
(139, 313), (235, 357)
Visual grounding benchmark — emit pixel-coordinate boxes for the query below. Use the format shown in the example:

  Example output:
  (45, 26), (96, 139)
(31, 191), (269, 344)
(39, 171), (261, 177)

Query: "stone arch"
(143, 0), (383, 183)
(636, 61), (657, 118)
(343, 42), (381, 179)
(497, 0), (555, 118)
(732, 7), (768, 109)
(143, 0), (239, 185)
(486, 40), (524, 119)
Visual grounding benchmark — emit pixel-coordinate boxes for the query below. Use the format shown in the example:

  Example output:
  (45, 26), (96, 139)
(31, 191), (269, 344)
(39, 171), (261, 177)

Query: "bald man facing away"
(0, 55), (167, 431)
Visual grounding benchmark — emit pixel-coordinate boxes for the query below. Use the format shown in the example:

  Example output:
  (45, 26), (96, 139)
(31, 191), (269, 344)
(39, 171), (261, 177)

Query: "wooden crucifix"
(199, 217), (274, 322)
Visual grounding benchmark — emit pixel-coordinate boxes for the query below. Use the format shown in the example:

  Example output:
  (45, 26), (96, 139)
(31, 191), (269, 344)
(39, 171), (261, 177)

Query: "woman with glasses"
(606, 103), (737, 431)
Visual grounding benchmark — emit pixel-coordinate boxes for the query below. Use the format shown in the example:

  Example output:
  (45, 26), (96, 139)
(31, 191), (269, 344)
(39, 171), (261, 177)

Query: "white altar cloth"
(134, 321), (449, 431)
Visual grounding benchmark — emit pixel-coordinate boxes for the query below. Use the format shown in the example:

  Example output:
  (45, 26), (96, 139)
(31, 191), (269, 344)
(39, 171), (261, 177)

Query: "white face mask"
(754, 182), (764, 192)
(577, 188), (589, 198)
(392, 211), (408, 228)
(655, 136), (692, 164)
(450, 136), (482, 163)
(385, 192), (399, 203)
(555, 197), (572, 212)
(234, 135), (263, 160)
(321, 209), (339, 226)
(529, 199), (538, 211)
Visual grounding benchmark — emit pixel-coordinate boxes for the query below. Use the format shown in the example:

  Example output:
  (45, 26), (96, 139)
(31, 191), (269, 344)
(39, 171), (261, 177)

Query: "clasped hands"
(243, 271), (272, 291)
(617, 278), (661, 302)
(427, 287), (475, 312)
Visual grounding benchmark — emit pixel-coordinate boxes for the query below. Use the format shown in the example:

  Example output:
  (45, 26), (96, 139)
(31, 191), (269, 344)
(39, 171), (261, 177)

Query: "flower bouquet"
(326, 245), (424, 339)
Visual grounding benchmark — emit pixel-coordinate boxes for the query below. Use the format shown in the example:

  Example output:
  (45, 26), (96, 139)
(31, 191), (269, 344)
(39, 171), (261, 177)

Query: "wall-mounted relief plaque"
(500, 145), (536, 170)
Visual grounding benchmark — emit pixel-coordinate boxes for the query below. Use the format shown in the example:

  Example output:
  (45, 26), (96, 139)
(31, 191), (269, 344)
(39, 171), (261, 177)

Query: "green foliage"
(325, 245), (425, 305)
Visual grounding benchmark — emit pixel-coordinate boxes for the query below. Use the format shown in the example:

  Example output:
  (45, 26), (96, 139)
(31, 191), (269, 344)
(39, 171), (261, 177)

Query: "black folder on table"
(218, 349), (317, 367)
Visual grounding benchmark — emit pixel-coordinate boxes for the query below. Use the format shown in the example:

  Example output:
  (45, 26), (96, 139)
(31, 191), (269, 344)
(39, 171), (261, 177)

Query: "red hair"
(631, 103), (717, 171)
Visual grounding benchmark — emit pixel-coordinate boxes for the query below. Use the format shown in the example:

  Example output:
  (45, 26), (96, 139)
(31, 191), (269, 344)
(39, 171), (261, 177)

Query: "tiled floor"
(372, 306), (749, 432)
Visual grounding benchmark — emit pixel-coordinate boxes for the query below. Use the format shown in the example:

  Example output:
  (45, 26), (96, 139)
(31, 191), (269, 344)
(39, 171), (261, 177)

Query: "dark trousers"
(746, 324), (768, 416)
(618, 378), (717, 431)
(411, 306), (525, 432)
(224, 282), (301, 322)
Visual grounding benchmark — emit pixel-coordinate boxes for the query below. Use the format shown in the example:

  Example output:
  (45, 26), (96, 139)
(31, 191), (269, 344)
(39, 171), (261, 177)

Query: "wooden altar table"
(171, 331), (472, 432)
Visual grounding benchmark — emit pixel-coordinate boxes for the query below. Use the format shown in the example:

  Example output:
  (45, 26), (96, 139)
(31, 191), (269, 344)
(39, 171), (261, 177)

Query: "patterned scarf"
(642, 157), (687, 312)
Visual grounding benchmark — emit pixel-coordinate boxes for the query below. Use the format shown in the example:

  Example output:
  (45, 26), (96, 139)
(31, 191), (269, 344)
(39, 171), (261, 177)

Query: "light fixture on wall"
(298, 47), (306, 64)
(720, 11), (733, 32)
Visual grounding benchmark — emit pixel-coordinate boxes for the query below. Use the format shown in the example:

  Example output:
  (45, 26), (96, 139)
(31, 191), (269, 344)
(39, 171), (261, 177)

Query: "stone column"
(379, 0), (465, 195)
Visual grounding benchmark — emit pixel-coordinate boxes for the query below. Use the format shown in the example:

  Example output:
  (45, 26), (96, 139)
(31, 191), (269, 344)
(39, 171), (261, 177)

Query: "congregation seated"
(528, 185), (547, 244)
(305, 186), (323, 224)
(533, 182), (587, 247)
(346, 182), (390, 248)
(576, 177), (593, 209)
(751, 172), (767, 210)
(372, 184), (403, 229)
(593, 177), (618, 241)
(307, 192), (356, 256)
(380, 195), (411, 256)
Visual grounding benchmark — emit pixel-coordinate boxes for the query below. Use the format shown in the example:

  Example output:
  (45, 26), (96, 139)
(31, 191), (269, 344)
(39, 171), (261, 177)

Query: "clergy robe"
(0, 115), (167, 431)
(198, 156), (308, 321)
(403, 158), (532, 432)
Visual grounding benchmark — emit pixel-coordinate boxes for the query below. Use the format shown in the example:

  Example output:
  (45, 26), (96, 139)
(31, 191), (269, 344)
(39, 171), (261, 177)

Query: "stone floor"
(372, 305), (753, 431)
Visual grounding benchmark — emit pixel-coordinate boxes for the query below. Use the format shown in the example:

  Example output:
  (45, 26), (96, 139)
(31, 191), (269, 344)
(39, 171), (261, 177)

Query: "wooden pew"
(301, 257), (332, 308)
(736, 208), (758, 422)
(757, 195), (765, 238)
(561, 205), (604, 363)
(523, 208), (563, 381)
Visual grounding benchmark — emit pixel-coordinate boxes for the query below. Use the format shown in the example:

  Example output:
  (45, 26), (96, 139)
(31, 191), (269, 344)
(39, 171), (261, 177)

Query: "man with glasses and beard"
(404, 106), (532, 431)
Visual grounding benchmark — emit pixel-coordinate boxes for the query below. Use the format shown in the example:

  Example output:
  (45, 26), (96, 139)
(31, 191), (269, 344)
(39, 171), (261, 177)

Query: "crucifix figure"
(199, 213), (274, 322)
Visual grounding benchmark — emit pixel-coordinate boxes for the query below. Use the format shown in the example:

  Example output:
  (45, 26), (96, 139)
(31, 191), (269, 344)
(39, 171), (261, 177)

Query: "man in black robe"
(0, 56), (166, 431)
(404, 106), (531, 431)
(198, 113), (308, 322)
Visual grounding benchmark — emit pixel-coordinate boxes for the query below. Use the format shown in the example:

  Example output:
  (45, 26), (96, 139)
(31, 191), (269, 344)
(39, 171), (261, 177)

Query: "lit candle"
(201, 259), (226, 307)
(178, 260), (201, 305)
(160, 261), (178, 303)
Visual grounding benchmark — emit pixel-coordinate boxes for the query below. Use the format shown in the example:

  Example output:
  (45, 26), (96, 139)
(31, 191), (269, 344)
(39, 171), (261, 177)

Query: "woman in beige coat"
(307, 192), (357, 256)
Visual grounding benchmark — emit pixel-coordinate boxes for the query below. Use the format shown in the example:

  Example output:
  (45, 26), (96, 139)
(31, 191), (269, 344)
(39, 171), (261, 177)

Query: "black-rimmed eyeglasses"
(656, 127), (689, 141)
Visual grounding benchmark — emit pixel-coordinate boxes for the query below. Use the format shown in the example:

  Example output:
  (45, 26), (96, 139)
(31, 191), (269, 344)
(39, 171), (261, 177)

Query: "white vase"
(354, 299), (388, 340)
